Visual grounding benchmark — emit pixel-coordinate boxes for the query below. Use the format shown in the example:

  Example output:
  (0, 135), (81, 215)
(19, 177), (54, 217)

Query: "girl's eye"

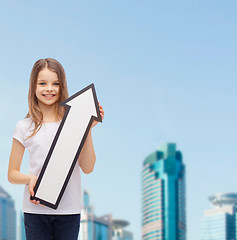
(39, 82), (45, 85)
(54, 83), (60, 86)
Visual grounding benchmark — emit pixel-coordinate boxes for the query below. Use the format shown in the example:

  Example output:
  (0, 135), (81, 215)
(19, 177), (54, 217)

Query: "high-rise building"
(79, 190), (133, 240)
(201, 193), (237, 240)
(19, 211), (26, 240)
(141, 143), (186, 240)
(79, 190), (112, 240)
(112, 219), (133, 240)
(0, 185), (16, 240)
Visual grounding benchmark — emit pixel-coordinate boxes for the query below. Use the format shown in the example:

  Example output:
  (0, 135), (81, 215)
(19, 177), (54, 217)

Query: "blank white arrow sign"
(31, 83), (102, 209)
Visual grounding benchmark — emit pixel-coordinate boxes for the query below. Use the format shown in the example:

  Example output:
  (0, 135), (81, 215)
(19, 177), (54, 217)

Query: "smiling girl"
(8, 58), (104, 240)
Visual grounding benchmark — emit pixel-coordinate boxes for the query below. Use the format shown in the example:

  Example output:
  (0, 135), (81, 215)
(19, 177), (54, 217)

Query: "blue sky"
(0, 1), (237, 239)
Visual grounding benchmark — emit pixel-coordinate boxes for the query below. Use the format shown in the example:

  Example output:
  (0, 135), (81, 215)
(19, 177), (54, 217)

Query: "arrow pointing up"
(31, 83), (102, 209)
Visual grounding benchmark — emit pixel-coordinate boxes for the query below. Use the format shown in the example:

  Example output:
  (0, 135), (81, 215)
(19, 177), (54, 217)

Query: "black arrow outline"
(31, 83), (102, 209)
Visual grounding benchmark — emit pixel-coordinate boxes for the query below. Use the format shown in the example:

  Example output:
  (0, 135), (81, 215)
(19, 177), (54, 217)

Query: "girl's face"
(35, 68), (60, 108)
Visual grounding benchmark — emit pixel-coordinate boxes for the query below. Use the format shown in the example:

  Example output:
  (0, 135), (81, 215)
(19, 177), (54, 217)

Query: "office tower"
(112, 220), (133, 240)
(0, 185), (16, 240)
(201, 193), (237, 240)
(142, 143), (186, 240)
(79, 190), (133, 240)
(79, 190), (113, 240)
(20, 211), (26, 240)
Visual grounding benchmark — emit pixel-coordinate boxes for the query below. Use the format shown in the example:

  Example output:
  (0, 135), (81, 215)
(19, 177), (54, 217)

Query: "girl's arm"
(8, 139), (40, 205)
(78, 103), (104, 174)
(78, 130), (96, 174)
(8, 139), (29, 184)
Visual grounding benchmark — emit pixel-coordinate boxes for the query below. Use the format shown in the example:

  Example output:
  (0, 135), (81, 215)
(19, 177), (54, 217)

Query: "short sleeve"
(13, 120), (26, 147)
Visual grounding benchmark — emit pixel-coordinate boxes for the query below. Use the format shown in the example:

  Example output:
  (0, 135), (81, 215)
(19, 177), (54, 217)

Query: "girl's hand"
(91, 103), (104, 128)
(28, 175), (42, 206)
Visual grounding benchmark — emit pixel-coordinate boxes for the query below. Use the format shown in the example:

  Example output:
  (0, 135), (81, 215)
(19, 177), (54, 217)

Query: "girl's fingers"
(98, 104), (104, 114)
(30, 199), (41, 205)
(99, 106), (104, 118)
(91, 103), (104, 126)
(99, 104), (103, 110)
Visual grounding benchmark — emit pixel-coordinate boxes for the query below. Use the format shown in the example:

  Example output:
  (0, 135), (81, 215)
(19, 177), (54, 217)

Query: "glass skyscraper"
(79, 190), (133, 240)
(201, 193), (237, 240)
(0, 185), (16, 240)
(79, 190), (112, 240)
(112, 220), (133, 240)
(19, 211), (26, 240)
(141, 143), (186, 240)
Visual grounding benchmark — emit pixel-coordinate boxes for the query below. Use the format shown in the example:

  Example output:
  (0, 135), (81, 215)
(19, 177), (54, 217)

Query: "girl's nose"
(46, 84), (53, 91)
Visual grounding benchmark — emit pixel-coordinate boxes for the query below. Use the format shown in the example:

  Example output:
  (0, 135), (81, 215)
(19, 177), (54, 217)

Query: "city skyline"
(0, 1), (236, 239)
(1, 161), (237, 240)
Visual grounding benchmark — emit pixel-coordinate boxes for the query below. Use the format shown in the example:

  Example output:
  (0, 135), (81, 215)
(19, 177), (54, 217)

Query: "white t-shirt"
(13, 118), (81, 215)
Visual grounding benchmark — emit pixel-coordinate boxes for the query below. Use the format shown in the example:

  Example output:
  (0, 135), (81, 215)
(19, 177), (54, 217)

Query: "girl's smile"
(43, 94), (56, 98)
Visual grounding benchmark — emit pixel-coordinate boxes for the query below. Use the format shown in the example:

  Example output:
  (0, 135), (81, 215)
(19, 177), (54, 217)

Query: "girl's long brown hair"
(26, 58), (69, 139)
